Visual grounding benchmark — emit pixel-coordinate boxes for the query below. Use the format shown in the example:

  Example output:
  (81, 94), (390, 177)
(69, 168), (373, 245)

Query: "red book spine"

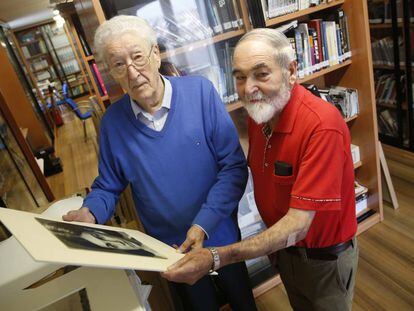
(91, 62), (108, 96)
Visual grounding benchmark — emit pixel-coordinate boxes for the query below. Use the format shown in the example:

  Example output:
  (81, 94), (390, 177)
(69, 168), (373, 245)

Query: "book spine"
(91, 63), (107, 96)
(215, 0), (233, 31)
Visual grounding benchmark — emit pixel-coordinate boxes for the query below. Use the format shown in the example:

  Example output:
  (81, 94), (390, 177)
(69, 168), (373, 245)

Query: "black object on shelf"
(357, 209), (376, 224)
(35, 147), (63, 177)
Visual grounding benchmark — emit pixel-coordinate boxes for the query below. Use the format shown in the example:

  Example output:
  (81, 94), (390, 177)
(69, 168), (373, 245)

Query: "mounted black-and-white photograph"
(36, 218), (167, 259)
(0, 208), (183, 272)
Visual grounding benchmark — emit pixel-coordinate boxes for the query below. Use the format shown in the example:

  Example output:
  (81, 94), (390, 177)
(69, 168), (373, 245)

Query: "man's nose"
(127, 63), (140, 79)
(245, 77), (258, 96)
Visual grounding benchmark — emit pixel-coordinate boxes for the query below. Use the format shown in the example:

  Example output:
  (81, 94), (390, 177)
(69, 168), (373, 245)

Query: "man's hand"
(178, 225), (206, 253)
(162, 248), (212, 285)
(62, 207), (96, 223)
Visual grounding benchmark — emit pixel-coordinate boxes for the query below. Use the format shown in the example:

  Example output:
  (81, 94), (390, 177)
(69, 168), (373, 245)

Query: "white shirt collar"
(130, 75), (172, 119)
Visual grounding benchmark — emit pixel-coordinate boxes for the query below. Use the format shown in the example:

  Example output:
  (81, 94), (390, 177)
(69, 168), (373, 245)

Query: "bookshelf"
(265, 0), (345, 27)
(63, 0), (383, 306)
(368, 0), (414, 150)
(13, 22), (90, 102)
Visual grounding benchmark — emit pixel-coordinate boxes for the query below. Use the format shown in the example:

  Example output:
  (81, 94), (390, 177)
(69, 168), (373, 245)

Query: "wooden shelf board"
(265, 0), (345, 27)
(54, 44), (71, 50)
(370, 22), (414, 29)
(253, 274), (282, 298)
(356, 207), (371, 218)
(32, 67), (49, 73)
(66, 70), (82, 76)
(160, 29), (245, 60)
(85, 55), (95, 61)
(60, 56), (77, 62)
(345, 114), (358, 123)
(20, 39), (41, 46)
(299, 59), (352, 83)
(356, 212), (381, 235)
(353, 161), (362, 169)
(377, 102), (407, 110)
(69, 80), (87, 87)
(27, 52), (49, 60)
(373, 64), (413, 71)
(226, 101), (243, 112)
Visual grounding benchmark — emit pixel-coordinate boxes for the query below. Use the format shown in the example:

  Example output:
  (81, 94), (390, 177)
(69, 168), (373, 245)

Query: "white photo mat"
(0, 208), (183, 272)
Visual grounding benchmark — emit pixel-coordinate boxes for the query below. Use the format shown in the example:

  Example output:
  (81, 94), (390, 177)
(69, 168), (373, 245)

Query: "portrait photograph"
(0, 208), (183, 272)
(36, 217), (167, 259)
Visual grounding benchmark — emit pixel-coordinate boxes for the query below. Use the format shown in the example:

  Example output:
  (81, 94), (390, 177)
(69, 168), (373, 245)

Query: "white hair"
(94, 15), (157, 62)
(237, 28), (296, 71)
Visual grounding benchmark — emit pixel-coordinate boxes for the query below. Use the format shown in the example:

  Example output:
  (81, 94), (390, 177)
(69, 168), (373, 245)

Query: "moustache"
(245, 92), (270, 103)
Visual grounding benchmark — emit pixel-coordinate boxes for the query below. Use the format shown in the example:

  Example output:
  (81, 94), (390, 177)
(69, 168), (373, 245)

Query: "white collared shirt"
(130, 75), (172, 131)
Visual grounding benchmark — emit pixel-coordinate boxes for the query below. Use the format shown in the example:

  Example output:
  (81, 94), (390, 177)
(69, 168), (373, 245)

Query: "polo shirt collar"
(130, 75), (172, 119)
(273, 83), (305, 134)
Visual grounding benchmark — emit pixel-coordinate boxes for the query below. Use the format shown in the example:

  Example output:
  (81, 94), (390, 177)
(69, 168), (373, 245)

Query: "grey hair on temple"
(94, 15), (157, 62)
(237, 28), (296, 70)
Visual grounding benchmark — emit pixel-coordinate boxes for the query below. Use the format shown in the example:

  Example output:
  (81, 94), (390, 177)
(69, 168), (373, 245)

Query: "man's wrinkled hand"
(162, 248), (212, 285)
(62, 207), (96, 223)
(178, 225), (206, 253)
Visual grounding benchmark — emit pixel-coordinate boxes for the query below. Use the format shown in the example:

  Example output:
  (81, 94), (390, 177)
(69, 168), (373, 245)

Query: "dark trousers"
(276, 238), (359, 311)
(169, 261), (257, 311)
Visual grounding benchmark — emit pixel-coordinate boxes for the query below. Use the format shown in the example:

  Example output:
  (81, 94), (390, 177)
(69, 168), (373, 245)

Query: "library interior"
(0, 0), (413, 310)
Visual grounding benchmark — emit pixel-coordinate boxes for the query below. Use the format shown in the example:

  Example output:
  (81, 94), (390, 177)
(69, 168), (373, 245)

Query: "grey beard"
(243, 85), (291, 124)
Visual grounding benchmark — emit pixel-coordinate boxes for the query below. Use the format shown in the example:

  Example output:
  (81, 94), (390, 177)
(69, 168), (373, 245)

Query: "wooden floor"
(47, 109), (98, 200)
(47, 116), (414, 311)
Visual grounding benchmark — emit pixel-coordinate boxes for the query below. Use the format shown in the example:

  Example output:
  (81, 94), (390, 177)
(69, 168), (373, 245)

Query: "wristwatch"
(208, 247), (220, 271)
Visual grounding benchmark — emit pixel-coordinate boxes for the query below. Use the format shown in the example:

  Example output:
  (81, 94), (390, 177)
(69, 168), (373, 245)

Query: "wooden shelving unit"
(265, 0), (345, 27)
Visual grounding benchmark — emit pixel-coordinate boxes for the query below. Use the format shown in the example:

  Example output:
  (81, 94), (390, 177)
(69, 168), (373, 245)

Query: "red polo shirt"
(248, 84), (357, 248)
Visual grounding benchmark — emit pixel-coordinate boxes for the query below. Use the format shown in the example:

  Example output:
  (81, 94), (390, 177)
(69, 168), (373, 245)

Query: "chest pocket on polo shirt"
(273, 167), (295, 216)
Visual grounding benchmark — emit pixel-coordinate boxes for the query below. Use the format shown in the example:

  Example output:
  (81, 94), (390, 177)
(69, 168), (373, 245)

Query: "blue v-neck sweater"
(84, 76), (247, 247)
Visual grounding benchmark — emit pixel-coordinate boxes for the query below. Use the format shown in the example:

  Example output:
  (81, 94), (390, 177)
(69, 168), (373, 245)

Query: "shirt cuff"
(192, 223), (210, 240)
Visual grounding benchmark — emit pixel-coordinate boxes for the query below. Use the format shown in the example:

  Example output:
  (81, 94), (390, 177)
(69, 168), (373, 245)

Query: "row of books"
(160, 40), (239, 105)
(147, 0), (243, 51)
(305, 84), (359, 119)
(355, 180), (368, 216)
(368, 0), (414, 24)
(55, 47), (75, 61)
(371, 36), (406, 67)
(377, 108), (398, 137)
(60, 59), (80, 76)
(237, 169), (273, 277)
(374, 73), (401, 106)
(31, 59), (49, 71)
(262, 0), (326, 19)
(199, 0), (244, 34)
(89, 62), (108, 97)
(278, 9), (351, 79)
(21, 41), (48, 58)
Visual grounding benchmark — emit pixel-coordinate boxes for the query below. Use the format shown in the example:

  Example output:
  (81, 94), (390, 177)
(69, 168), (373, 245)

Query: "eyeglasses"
(109, 45), (154, 78)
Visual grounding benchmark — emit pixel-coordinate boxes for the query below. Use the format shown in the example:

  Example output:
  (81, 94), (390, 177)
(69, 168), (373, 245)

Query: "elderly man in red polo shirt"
(164, 28), (359, 310)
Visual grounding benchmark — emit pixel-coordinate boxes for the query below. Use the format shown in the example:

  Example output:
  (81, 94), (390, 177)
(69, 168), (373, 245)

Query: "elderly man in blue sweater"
(62, 15), (256, 311)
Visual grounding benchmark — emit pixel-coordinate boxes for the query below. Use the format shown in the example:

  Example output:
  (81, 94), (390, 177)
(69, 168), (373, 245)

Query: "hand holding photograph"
(0, 208), (183, 272)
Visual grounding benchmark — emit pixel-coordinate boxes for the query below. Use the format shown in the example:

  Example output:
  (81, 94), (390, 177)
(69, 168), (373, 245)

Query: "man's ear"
(288, 61), (297, 87)
(153, 44), (162, 69)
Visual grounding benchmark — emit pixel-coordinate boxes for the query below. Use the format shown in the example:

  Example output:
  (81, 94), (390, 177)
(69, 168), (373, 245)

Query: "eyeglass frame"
(108, 45), (155, 78)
